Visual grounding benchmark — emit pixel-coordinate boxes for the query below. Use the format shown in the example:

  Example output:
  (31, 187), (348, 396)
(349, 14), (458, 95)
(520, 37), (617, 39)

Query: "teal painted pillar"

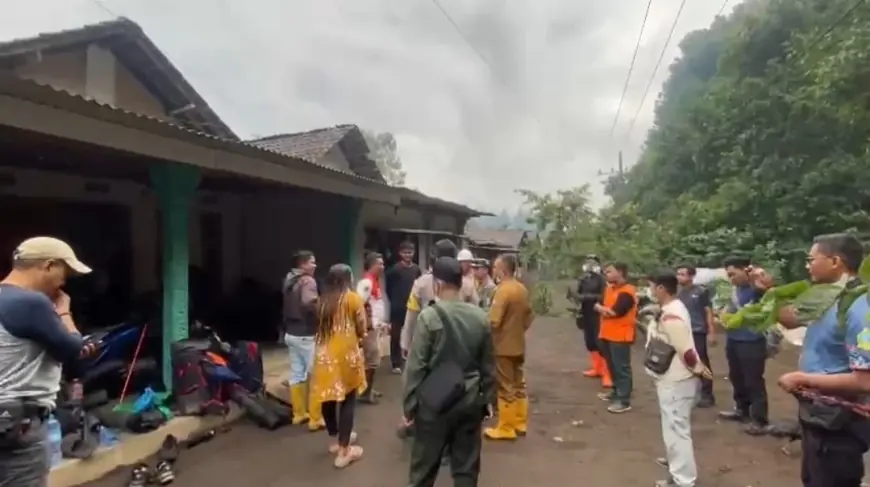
(342, 197), (362, 273)
(149, 162), (200, 390)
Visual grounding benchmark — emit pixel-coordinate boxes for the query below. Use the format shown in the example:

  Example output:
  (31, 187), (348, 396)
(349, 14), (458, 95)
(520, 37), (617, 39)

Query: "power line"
(608, 0), (656, 138)
(625, 0), (688, 138)
(717, 0), (730, 17)
(429, 0), (494, 70)
(90, 0), (118, 19)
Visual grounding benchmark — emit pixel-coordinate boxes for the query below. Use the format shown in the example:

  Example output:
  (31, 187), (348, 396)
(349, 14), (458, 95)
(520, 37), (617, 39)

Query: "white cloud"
(1, 0), (741, 210)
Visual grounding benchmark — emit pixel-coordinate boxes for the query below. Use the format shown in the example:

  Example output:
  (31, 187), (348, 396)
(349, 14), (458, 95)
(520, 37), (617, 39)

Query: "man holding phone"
(0, 237), (96, 487)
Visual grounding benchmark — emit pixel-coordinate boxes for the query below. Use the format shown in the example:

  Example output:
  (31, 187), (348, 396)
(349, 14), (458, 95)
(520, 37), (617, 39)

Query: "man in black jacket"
(571, 255), (607, 382)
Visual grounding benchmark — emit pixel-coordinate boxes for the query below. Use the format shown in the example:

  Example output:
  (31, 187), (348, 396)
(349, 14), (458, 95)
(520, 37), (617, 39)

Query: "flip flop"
(334, 445), (363, 468)
(328, 432), (358, 454)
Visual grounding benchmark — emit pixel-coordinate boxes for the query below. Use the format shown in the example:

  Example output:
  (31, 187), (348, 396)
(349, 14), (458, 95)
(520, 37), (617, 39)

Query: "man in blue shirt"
(718, 256), (769, 435)
(676, 265), (716, 407)
(778, 233), (870, 487)
(0, 237), (95, 487)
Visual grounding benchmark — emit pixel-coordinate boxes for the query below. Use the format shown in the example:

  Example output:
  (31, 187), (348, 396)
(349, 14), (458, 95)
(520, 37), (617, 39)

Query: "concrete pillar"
(149, 162), (200, 390)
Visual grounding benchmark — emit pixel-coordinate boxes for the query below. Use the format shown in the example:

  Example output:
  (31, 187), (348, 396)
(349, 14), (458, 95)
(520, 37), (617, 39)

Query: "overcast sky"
(3, 0), (738, 211)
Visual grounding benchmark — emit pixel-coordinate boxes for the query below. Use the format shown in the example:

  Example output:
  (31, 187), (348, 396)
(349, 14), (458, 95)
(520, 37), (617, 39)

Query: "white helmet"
(457, 249), (474, 262)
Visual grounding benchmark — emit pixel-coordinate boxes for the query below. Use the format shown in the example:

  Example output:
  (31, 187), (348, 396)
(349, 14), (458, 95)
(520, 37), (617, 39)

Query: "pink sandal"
(328, 432), (357, 454)
(333, 445), (363, 468)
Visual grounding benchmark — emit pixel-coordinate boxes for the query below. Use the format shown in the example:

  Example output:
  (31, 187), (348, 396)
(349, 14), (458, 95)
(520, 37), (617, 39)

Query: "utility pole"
(597, 151), (626, 178)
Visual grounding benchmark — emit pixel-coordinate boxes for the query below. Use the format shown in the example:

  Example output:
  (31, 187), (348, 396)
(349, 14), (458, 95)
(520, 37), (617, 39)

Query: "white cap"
(13, 237), (92, 275)
(457, 249), (474, 262)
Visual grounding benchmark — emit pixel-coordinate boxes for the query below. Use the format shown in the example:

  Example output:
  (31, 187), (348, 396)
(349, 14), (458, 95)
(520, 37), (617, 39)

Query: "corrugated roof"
(249, 125), (385, 181)
(0, 75), (390, 188)
(465, 228), (527, 249)
(0, 17), (237, 140)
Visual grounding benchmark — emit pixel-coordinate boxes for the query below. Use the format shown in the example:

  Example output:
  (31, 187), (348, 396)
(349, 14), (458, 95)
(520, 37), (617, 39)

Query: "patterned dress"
(310, 291), (368, 403)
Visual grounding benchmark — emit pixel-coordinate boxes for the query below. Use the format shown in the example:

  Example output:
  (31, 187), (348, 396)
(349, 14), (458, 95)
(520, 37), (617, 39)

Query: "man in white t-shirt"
(645, 269), (712, 487)
(357, 252), (386, 404)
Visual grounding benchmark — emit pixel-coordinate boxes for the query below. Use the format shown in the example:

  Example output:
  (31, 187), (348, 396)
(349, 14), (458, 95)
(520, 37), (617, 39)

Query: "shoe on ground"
(359, 393), (379, 405)
(744, 422), (772, 436)
(655, 457), (668, 468)
(654, 479), (677, 487)
(334, 445), (364, 468)
(391, 367), (403, 374)
(152, 460), (175, 485)
(607, 402), (632, 414)
(373, 390), (383, 398)
(718, 410), (749, 423)
(328, 431), (358, 454)
(597, 392), (613, 402)
(128, 464), (150, 487)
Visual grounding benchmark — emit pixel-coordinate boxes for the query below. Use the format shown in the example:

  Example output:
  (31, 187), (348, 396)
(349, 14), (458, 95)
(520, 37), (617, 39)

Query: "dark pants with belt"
(0, 421), (49, 487)
(579, 311), (600, 353)
(725, 339), (768, 424)
(801, 421), (867, 487)
(409, 407), (484, 487)
(599, 339), (632, 404)
(692, 332), (714, 401)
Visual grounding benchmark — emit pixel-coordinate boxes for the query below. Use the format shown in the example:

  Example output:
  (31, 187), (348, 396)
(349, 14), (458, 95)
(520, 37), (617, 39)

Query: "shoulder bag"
(644, 318), (677, 375)
(416, 304), (474, 415)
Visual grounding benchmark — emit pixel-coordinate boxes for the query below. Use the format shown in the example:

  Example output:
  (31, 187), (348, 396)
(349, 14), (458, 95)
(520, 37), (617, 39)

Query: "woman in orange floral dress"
(309, 263), (367, 468)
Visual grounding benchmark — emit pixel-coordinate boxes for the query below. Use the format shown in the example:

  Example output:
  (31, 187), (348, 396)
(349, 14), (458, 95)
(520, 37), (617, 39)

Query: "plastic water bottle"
(99, 426), (119, 447)
(46, 414), (63, 467)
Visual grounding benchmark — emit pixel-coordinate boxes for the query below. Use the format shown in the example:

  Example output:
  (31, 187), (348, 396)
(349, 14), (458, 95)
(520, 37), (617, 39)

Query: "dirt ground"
(85, 316), (804, 487)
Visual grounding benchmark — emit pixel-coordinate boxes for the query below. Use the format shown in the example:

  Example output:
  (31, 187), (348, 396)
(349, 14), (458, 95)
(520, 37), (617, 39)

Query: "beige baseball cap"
(13, 237), (92, 275)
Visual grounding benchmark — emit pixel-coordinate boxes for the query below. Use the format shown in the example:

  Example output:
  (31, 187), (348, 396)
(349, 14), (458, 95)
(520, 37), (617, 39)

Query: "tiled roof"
(464, 228), (527, 249)
(249, 125), (385, 182)
(0, 18), (237, 140)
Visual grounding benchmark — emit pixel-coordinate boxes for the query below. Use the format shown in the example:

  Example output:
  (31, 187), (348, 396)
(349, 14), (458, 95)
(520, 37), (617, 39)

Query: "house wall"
(12, 44), (168, 119)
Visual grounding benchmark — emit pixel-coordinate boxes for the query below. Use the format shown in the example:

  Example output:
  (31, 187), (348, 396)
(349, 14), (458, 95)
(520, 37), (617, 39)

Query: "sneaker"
(128, 464), (150, 487)
(718, 409), (749, 423)
(655, 457), (668, 468)
(744, 422), (772, 436)
(597, 392), (614, 402)
(334, 445), (364, 468)
(152, 460), (175, 485)
(607, 402), (632, 414)
(391, 367), (403, 374)
(359, 393), (379, 405)
(373, 389), (384, 398)
(328, 432), (358, 454)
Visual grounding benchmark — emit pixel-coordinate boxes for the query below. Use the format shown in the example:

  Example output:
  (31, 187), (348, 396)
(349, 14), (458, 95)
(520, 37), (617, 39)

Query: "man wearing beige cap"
(0, 236), (94, 487)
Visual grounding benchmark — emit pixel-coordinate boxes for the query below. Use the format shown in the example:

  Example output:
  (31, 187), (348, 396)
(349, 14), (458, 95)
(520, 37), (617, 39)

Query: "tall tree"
(362, 129), (407, 186)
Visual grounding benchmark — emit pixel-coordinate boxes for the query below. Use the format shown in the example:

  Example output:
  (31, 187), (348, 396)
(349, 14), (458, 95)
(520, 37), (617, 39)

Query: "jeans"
(656, 378), (699, 487)
(0, 422), (49, 487)
(692, 333), (714, 400)
(600, 339), (633, 404)
(725, 339), (768, 423)
(284, 334), (315, 386)
(322, 391), (357, 447)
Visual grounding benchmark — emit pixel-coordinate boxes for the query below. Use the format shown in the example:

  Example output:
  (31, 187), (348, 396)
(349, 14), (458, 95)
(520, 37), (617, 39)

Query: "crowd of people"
(572, 233), (870, 487)
(280, 239), (532, 486)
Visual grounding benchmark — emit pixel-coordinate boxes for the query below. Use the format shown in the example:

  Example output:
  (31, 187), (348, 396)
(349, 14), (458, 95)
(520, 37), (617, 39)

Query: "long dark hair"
(316, 263), (353, 342)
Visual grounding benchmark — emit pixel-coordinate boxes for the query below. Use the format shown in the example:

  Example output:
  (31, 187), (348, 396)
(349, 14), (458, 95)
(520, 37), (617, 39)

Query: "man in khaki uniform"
(484, 254), (534, 441)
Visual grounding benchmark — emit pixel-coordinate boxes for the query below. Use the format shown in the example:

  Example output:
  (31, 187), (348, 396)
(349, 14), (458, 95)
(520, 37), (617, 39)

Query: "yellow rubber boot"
(289, 384), (309, 425)
(307, 383), (326, 432)
(515, 397), (528, 436)
(484, 400), (517, 441)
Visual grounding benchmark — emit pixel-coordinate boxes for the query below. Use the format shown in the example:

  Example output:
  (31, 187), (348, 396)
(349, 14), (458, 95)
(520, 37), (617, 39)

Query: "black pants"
(692, 333), (714, 400)
(579, 313), (600, 353)
(801, 421), (867, 487)
(409, 408), (484, 487)
(0, 421), (49, 487)
(390, 318), (405, 368)
(725, 339), (768, 423)
(599, 339), (632, 404)
(321, 391), (357, 447)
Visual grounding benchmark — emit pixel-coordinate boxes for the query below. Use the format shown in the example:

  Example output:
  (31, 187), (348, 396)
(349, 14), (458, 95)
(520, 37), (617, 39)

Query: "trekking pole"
(119, 323), (149, 405)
